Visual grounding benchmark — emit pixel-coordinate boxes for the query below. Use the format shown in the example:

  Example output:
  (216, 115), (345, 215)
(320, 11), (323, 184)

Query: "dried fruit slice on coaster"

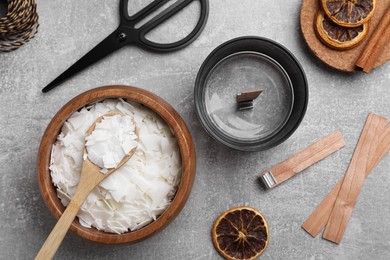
(212, 206), (269, 260)
(315, 10), (368, 50)
(321, 0), (376, 27)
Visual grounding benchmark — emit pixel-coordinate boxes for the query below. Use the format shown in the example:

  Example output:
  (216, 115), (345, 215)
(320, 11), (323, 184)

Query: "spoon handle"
(35, 161), (100, 260)
(35, 196), (83, 260)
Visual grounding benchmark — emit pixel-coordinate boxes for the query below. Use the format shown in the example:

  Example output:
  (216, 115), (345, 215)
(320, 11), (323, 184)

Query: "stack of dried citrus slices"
(314, 0), (376, 50)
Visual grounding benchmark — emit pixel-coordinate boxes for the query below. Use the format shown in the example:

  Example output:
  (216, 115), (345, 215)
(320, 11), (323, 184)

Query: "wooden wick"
(321, 114), (388, 244)
(302, 116), (389, 238)
(237, 89), (263, 103)
(237, 89), (264, 111)
(368, 124), (390, 171)
(356, 5), (390, 72)
(259, 131), (345, 189)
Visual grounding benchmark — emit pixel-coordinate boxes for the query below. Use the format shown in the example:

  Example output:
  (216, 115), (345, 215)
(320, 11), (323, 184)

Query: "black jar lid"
(195, 36), (308, 151)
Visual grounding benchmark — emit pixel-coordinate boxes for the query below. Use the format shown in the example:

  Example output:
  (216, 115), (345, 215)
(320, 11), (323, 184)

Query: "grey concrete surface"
(1, 0), (390, 259)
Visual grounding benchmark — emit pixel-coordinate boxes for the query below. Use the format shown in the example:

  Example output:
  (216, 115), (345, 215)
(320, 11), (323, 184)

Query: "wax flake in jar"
(49, 99), (182, 234)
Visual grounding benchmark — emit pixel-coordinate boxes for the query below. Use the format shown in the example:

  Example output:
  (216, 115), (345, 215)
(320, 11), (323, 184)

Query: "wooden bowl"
(37, 85), (196, 244)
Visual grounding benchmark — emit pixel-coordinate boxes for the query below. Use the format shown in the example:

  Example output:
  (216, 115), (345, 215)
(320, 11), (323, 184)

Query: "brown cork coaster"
(301, 0), (390, 72)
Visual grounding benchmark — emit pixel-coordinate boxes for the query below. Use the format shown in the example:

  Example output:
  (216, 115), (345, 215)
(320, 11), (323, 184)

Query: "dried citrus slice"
(315, 10), (368, 50)
(321, 0), (376, 27)
(212, 206), (269, 260)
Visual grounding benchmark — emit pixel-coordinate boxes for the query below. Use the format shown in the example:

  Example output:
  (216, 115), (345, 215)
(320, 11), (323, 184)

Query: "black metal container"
(195, 36), (308, 151)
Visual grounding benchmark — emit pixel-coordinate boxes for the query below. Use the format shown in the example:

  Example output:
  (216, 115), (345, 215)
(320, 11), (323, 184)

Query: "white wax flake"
(148, 182), (172, 209)
(57, 189), (71, 206)
(67, 112), (87, 130)
(133, 219), (152, 231)
(49, 99), (182, 234)
(86, 115), (137, 170)
(100, 168), (109, 174)
(127, 173), (153, 193)
(116, 100), (135, 115)
(61, 121), (74, 135)
(160, 137), (174, 155)
(90, 208), (114, 220)
(79, 218), (92, 228)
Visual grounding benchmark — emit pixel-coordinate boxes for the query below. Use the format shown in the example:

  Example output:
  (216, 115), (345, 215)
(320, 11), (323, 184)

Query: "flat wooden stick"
(322, 114), (387, 244)
(356, 5), (390, 72)
(368, 124), (390, 170)
(302, 116), (389, 238)
(259, 131), (345, 189)
(302, 171), (343, 237)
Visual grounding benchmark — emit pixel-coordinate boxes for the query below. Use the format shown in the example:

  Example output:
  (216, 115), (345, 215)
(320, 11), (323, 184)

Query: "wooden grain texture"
(301, 0), (390, 72)
(237, 89), (263, 102)
(37, 86), (196, 245)
(36, 160), (109, 259)
(361, 21), (390, 72)
(368, 124), (390, 170)
(322, 113), (387, 244)
(302, 116), (389, 238)
(356, 5), (390, 70)
(261, 131), (345, 186)
(36, 112), (137, 259)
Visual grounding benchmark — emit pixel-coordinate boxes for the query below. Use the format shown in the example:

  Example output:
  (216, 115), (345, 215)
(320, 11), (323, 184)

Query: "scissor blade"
(42, 30), (123, 93)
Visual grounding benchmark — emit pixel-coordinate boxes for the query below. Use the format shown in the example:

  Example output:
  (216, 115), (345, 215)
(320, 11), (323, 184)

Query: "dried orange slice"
(321, 0), (376, 27)
(315, 10), (368, 50)
(212, 206), (269, 260)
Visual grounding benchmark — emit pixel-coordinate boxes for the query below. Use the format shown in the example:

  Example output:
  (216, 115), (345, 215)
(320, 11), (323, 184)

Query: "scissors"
(42, 0), (209, 93)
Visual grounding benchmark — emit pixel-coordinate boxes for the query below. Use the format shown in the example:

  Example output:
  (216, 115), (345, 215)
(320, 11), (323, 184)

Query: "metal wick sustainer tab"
(259, 171), (277, 189)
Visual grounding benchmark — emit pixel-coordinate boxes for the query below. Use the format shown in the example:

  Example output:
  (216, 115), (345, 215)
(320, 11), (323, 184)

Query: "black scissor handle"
(120, 0), (170, 25)
(120, 0), (209, 52)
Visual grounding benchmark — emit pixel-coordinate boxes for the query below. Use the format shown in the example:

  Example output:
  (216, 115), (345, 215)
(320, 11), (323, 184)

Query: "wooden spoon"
(35, 111), (137, 260)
